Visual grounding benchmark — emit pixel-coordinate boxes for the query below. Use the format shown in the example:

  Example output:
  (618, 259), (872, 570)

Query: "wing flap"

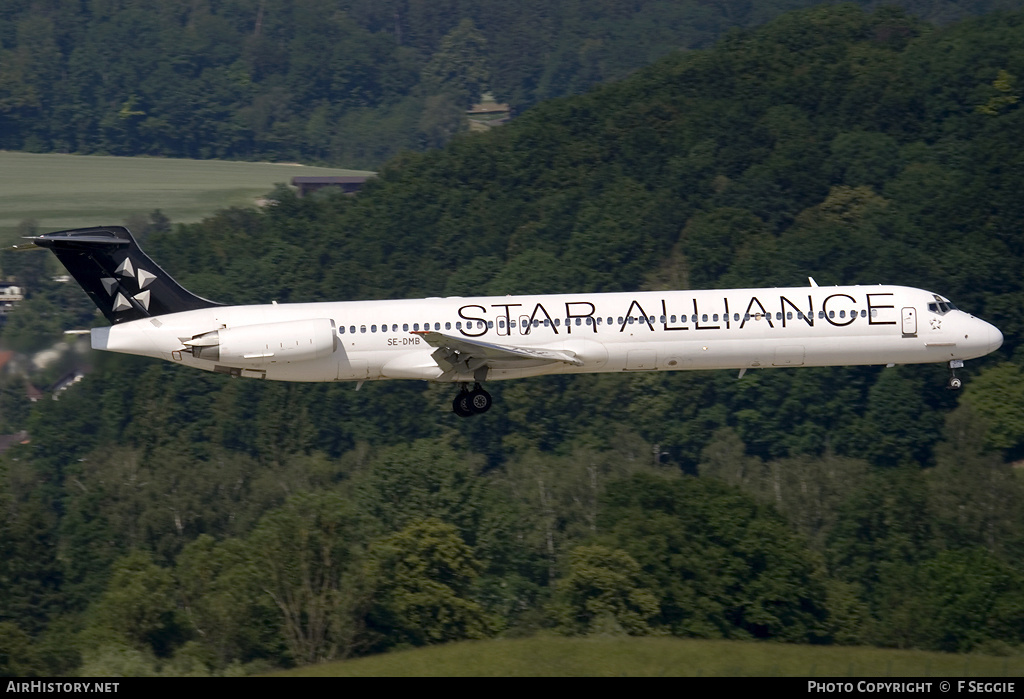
(411, 330), (583, 374)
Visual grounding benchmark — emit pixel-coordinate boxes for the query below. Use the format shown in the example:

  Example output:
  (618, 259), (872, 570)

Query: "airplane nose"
(987, 322), (1004, 354)
(963, 317), (1003, 359)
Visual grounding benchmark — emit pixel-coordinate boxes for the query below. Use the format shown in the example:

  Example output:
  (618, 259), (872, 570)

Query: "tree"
(960, 362), (1024, 455)
(928, 405), (1024, 559)
(674, 208), (772, 289)
(827, 467), (935, 590)
(174, 535), (283, 670)
(496, 443), (664, 586)
(873, 549), (1024, 652)
(598, 473), (829, 641)
(829, 131), (899, 188)
(420, 19), (490, 109)
(363, 518), (491, 649)
(417, 93), (465, 149)
(550, 545), (660, 636)
(852, 367), (945, 467)
(78, 550), (182, 659)
(0, 454), (64, 637)
(246, 491), (370, 665)
(353, 438), (489, 545)
(0, 621), (42, 677)
(699, 427), (871, 550)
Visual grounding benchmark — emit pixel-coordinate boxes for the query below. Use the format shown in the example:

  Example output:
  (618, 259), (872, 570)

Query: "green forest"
(1, 0), (1021, 168)
(3, 2), (1024, 677)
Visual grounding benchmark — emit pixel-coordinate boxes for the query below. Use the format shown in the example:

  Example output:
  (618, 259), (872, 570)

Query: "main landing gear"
(452, 383), (492, 417)
(947, 360), (963, 390)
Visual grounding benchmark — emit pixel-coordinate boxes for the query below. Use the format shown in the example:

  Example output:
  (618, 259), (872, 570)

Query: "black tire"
(468, 387), (492, 413)
(453, 393), (476, 417)
(948, 377), (963, 390)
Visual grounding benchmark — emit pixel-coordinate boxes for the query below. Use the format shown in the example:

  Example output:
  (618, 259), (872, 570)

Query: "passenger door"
(902, 307), (917, 337)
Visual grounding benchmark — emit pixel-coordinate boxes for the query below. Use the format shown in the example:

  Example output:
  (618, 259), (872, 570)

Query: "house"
(0, 282), (24, 317)
(291, 175), (373, 197)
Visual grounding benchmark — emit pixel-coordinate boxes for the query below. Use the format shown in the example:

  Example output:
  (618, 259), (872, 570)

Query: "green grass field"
(267, 636), (1024, 677)
(0, 151), (372, 243)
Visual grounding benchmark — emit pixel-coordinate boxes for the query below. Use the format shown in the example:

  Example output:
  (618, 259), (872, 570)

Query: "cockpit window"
(928, 297), (959, 315)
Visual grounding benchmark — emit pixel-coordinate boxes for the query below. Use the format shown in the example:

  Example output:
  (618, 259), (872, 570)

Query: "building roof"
(291, 176), (372, 185)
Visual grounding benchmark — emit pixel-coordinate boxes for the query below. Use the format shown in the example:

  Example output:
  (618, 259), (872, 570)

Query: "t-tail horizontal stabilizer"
(30, 226), (222, 324)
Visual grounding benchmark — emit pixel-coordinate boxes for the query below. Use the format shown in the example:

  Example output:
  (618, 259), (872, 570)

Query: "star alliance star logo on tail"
(100, 257), (158, 313)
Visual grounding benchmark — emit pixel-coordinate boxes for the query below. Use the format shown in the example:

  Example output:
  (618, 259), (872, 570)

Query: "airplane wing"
(411, 330), (582, 380)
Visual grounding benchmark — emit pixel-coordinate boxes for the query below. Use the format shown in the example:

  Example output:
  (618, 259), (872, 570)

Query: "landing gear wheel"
(453, 392), (475, 417)
(468, 387), (492, 414)
(947, 360), (964, 391)
(451, 384), (492, 417)
(946, 360), (965, 390)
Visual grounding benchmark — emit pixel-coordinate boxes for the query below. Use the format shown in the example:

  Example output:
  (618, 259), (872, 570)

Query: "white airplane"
(31, 226), (1003, 417)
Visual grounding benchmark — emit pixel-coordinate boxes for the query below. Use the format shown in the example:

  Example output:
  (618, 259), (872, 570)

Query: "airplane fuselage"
(91, 284), (1003, 384)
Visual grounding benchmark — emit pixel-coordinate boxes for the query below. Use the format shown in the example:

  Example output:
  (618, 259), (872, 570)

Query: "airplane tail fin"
(30, 226), (222, 324)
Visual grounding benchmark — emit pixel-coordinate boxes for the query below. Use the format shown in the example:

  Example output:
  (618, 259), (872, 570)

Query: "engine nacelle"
(184, 318), (337, 366)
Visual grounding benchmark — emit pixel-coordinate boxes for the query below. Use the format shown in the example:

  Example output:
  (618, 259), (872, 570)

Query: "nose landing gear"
(452, 383), (492, 417)
(947, 359), (963, 390)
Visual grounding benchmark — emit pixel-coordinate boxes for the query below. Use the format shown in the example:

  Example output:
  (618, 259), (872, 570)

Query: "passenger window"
(413, 323), (419, 331)
(445, 322), (451, 330)
(403, 324), (409, 331)
(360, 326), (366, 333)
